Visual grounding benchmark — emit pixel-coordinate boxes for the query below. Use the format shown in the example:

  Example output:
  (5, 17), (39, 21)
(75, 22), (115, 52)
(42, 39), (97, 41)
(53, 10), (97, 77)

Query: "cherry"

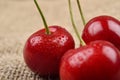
(60, 0), (120, 80)
(60, 40), (120, 80)
(24, 26), (75, 76)
(23, 0), (75, 77)
(75, 0), (120, 50)
(82, 16), (120, 50)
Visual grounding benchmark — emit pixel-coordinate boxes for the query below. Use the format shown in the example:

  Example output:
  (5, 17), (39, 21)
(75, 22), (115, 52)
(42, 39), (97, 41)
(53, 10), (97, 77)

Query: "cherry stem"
(68, 0), (85, 46)
(34, 0), (50, 34)
(76, 0), (86, 26)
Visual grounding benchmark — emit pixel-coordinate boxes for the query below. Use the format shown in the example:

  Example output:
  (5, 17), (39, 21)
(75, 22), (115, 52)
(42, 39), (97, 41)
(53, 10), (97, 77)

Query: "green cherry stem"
(34, 0), (51, 34)
(68, 0), (85, 46)
(76, 0), (86, 26)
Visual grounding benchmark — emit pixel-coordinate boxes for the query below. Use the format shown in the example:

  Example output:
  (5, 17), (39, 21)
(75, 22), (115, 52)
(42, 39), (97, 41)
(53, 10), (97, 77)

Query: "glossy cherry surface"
(60, 40), (120, 80)
(82, 16), (120, 50)
(24, 26), (75, 76)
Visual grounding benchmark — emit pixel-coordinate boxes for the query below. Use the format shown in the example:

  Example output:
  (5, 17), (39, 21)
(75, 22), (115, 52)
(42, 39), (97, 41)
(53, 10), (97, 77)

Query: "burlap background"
(0, 0), (120, 80)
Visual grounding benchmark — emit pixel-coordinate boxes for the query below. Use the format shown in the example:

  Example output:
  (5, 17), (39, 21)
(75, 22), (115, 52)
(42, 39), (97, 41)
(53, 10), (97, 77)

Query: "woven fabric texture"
(0, 0), (120, 80)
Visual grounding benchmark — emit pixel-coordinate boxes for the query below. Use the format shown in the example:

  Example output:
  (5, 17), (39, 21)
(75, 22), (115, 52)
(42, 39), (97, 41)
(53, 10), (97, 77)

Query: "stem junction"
(68, 0), (85, 46)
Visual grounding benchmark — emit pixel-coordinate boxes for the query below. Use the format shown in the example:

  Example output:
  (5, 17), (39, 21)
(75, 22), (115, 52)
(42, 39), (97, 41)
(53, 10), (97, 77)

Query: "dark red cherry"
(23, 0), (75, 77)
(24, 26), (75, 76)
(60, 40), (120, 80)
(82, 15), (120, 50)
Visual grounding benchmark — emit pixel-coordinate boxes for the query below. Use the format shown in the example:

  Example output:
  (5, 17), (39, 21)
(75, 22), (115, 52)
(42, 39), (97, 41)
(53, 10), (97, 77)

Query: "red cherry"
(23, 0), (75, 77)
(24, 26), (75, 76)
(82, 15), (120, 50)
(63, 1), (120, 80)
(60, 40), (120, 80)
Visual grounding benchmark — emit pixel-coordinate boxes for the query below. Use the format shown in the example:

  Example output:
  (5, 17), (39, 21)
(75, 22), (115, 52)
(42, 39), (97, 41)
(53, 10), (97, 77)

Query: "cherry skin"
(60, 40), (120, 80)
(82, 15), (120, 50)
(23, 26), (75, 77)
